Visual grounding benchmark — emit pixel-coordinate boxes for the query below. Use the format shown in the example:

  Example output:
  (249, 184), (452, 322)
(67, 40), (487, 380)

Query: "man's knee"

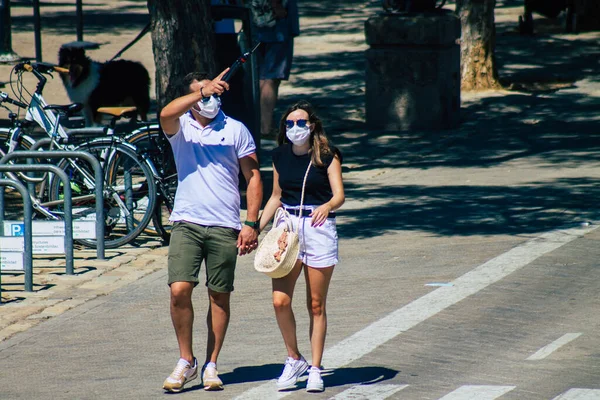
(208, 290), (231, 309)
(170, 282), (194, 307)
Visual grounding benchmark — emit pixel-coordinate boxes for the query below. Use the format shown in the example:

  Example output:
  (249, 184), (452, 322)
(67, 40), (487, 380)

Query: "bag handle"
(274, 207), (293, 232)
(272, 161), (311, 233)
(297, 161), (312, 219)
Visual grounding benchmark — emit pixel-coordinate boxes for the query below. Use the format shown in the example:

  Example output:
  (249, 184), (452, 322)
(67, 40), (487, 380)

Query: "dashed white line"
(233, 223), (597, 400)
(527, 333), (583, 361)
(437, 385), (516, 400)
(552, 389), (600, 400)
(328, 384), (408, 399)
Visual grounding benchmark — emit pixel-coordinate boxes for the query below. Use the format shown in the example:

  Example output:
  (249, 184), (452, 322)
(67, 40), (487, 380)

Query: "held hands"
(237, 225), (259, 256)
(201, 68), (230, 98)
(309, 204), (332, 227)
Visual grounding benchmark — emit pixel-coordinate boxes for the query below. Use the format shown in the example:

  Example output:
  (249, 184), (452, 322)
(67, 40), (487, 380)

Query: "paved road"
(2, 1), (600, 399)
(1, 222), (599, 399)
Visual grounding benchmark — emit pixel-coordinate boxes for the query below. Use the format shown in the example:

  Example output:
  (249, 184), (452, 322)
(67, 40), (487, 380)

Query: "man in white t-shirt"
(160, 68), (263, 393)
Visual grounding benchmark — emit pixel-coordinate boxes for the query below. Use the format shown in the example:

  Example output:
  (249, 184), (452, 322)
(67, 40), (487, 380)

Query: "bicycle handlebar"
(15, 61), (69, 75)
(13, 61), (69, 95)
(0, 92), (28, 109)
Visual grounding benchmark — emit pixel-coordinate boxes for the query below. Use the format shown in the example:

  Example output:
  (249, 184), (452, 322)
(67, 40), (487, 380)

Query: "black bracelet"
(200, 87), (205, 97)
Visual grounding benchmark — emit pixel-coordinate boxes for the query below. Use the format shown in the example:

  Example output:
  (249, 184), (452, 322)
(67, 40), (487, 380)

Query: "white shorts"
(279, 205), (339, 268)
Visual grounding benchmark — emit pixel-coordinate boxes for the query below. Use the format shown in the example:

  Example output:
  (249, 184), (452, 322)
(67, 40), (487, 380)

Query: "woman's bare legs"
(272, 259), (304, 358)
(304, 265), (335, 368)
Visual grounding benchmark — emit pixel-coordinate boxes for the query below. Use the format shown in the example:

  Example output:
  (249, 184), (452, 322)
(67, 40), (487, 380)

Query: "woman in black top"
(259, 100), (345, 392)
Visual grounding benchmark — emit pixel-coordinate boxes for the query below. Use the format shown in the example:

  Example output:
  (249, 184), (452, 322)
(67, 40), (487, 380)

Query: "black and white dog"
(58, 45), (151, 126)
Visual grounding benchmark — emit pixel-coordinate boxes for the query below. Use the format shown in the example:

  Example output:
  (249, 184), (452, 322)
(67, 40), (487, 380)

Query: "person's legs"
(272, 259), (309, 390)
(272, 259), (304, 358)
(205, 289), (231, 364)
(303, 264), (334, 393)
(259, 39), (293, 137)
(167, 222), (205, 362)
(260, 78), (281, 136)
(170, 281), (197, 362)
(164, 222), (205, 392)
(304, 265), (335, 369)
(202, 226), (238, 390)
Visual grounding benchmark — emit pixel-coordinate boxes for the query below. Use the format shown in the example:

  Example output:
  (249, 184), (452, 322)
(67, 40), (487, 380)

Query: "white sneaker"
(202, 363), (224, 391)
(306, 366), (324, 392)
(162, 358), (198, 393)
(276, 356), (309, 390)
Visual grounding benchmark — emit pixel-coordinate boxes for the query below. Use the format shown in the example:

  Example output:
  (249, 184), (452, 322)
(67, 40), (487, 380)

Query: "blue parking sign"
(10, 223), (24, 236)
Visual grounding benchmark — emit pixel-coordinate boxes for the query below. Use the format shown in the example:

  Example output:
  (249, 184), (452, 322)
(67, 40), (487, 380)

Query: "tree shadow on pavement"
(267, 1), (600, 240)
(338, 177), (598, 239)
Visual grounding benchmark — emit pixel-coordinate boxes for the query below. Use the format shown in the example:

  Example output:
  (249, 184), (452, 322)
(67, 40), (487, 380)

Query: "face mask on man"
(192, 95), (221, 119)
(286, 122), (311, 146)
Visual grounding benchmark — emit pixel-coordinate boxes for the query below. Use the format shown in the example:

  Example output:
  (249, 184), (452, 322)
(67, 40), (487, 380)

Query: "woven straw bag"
(253, 208), (300, 278)
(254, 161), (311, 278)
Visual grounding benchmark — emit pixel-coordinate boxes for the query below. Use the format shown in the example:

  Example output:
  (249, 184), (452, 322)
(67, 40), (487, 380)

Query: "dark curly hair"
(277, 100), (340, 167)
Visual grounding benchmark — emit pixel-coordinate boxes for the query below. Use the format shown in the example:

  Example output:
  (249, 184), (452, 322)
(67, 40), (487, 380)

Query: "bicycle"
(86, 108), (176, 243)
(0, 61), (157, 248)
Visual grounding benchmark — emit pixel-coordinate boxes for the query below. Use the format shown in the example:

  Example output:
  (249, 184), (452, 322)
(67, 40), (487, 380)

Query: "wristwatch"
(244, 220), (259, 230)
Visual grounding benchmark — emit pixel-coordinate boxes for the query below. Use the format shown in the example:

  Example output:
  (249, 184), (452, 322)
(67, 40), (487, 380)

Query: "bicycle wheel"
(47, 139), (157, 248)
(125, 125), (177, 242)
(0, 127), (51, 196)
(0, 128), (38, 219)
(0, 127), (36, 154)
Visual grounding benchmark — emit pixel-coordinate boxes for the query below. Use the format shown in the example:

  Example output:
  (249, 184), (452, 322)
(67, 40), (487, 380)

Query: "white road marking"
(438, 385), (515, 400)
(552, 389), (600, 399)
(526, 333), (583, 361)
(233, 224), (598, 400)
(328, 384), (408, 399)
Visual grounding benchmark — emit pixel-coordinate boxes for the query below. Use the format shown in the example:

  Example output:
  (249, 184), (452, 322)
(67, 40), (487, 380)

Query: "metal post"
(0, 165), (73, 275)
(124, 168), (133, 231)
(76, 0), (83, 41)
(0, 171), (4, 236)
(0, 151), (105, 260)
(32, 0), (42, 61)
(0, 0), (19, 62)
(0, 178), (32, 292)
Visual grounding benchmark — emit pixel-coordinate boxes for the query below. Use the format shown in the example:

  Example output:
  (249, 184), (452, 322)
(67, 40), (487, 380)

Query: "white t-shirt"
(167, 110), (256, 230)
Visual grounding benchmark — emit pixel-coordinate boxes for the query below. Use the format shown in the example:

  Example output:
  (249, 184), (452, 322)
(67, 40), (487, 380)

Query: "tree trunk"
(0, 0), (19, 62)
(573, 0), (600, 31)
(147, 0), (217, 111)
(455, 0), (500, 91)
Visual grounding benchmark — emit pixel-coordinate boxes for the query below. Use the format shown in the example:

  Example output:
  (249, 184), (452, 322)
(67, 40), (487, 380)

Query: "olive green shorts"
(168, 221), (240, 292)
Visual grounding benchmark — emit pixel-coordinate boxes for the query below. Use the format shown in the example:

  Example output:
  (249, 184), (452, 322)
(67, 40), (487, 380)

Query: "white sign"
(0, 236), (65, 255)
(32, 236), (65, 254)
(0, 236), (24, 251)
(0, 251), (24, 271)
(3, 220), (96, 239)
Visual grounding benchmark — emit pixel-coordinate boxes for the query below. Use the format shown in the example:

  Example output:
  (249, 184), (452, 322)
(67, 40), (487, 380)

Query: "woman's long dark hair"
(277, 100), (339, 167)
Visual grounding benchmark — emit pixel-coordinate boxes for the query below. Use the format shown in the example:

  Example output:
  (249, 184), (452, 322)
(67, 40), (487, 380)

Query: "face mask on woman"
(192, 95), (221, 119)
(286, 122), (311, 146)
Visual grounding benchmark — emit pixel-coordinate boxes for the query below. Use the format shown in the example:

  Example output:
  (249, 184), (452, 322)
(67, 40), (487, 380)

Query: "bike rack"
(0, 178), (33, 295)
(29, 138), (52, 151)
(0, 151), (105, 260)
(0, 165), (73, 277)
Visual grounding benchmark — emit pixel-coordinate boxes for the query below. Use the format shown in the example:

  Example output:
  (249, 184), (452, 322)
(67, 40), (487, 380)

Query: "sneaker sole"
(276, 363), (309, 391)
(306, 385), (324, 393)
(163, 371), (198, 393)
(204, 381), (224, 391)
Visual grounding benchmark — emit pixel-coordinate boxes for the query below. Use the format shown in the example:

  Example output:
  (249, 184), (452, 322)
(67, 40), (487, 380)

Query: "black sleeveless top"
(271, 143), (340, 207)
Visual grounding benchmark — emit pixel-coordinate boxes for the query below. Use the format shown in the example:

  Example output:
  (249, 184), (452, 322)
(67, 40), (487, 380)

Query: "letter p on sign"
(10, 223), (24, 236)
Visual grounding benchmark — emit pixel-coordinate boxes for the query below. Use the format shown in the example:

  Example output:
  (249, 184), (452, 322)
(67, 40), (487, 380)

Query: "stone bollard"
(365, 9), (460, 131)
